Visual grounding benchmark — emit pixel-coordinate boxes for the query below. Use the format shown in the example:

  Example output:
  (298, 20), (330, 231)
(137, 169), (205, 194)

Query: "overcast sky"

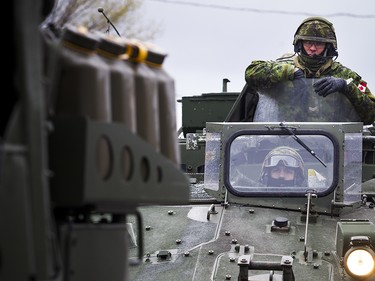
(139, 0), (375, 128)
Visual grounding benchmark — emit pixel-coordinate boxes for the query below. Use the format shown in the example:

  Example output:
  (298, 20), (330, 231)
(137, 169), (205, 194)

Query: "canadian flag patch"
(358, 81), (367, 93)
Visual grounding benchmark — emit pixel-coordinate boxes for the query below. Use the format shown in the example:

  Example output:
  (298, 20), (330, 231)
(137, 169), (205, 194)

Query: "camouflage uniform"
(245, 17), (375, 125)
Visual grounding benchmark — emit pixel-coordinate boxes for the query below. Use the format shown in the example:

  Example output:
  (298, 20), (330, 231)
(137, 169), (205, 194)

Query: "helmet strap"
(326, 44), (338, 57)
(294, 40), (302, 53)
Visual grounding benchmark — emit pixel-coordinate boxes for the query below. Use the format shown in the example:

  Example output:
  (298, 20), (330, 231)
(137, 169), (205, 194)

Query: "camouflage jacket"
(245, 58), (375, 125)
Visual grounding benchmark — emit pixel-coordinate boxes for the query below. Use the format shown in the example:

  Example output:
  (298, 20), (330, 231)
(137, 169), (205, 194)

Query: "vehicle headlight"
(343, 237), (375, 279)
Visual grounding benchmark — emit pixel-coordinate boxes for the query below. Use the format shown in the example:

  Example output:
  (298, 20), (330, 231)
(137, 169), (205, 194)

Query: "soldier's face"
(303, 40), (326, 57)
(270, 166), (295, 181)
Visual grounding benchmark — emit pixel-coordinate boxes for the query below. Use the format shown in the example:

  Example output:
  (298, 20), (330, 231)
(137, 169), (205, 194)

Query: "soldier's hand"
(293, 68), (305, 80)
(293, 68), (307, 90)
(313, 77), (347, 97)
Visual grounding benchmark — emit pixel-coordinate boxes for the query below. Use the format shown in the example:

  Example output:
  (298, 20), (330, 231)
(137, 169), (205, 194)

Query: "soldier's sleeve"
(245, 60), (295, 89)
(345, 80), (375, 125)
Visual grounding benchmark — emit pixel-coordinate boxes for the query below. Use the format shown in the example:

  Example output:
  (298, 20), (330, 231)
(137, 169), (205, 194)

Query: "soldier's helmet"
(260, 146), (305, 186)
(293, 17), (338, 56)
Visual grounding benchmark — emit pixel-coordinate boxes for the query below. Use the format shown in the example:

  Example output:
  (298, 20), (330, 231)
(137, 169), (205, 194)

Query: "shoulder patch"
(358, 81), (367, 94)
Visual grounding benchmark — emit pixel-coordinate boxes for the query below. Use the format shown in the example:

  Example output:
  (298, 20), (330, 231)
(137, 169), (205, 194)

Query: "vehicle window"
(226, 132), (337, 197)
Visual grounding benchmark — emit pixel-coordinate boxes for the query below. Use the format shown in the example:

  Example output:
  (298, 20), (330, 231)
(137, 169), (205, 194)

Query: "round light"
(344, 248), (375, 278)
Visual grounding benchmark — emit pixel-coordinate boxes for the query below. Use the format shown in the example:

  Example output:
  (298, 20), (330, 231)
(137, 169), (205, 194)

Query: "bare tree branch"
(42, 0), (161, 41)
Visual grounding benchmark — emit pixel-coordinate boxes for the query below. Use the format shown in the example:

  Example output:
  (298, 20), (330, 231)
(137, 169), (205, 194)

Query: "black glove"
(293, 68), (307, 91)
(293, 68), (305, 80)
(313, 77), (347, 97)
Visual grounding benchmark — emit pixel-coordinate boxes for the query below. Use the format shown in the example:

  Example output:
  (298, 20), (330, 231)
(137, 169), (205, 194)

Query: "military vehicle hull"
(129, 81), (375, 280)
(5, 0), (375, 279)
(129, 203), (375, 281)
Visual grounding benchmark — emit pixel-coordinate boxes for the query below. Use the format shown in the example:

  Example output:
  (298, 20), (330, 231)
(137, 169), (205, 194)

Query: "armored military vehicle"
(3, 0), (375, 280)
(127, 79), (375, 281)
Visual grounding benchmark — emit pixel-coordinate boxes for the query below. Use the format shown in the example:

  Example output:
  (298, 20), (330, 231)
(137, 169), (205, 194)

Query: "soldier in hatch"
(245, 16), (375, 125)
(232, 146), (306, 187)
(260, 146), (306, 187)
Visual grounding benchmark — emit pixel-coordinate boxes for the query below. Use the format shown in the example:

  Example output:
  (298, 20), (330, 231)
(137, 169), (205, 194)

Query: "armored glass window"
(225, 131), (338, 197)
(252, 78), (361, 122)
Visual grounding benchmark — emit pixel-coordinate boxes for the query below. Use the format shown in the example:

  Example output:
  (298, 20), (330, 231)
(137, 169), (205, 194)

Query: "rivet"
(234, 245), (240, 252)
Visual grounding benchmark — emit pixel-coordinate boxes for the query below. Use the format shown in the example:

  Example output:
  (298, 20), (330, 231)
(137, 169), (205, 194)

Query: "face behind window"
(270, 165), (295, 181)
